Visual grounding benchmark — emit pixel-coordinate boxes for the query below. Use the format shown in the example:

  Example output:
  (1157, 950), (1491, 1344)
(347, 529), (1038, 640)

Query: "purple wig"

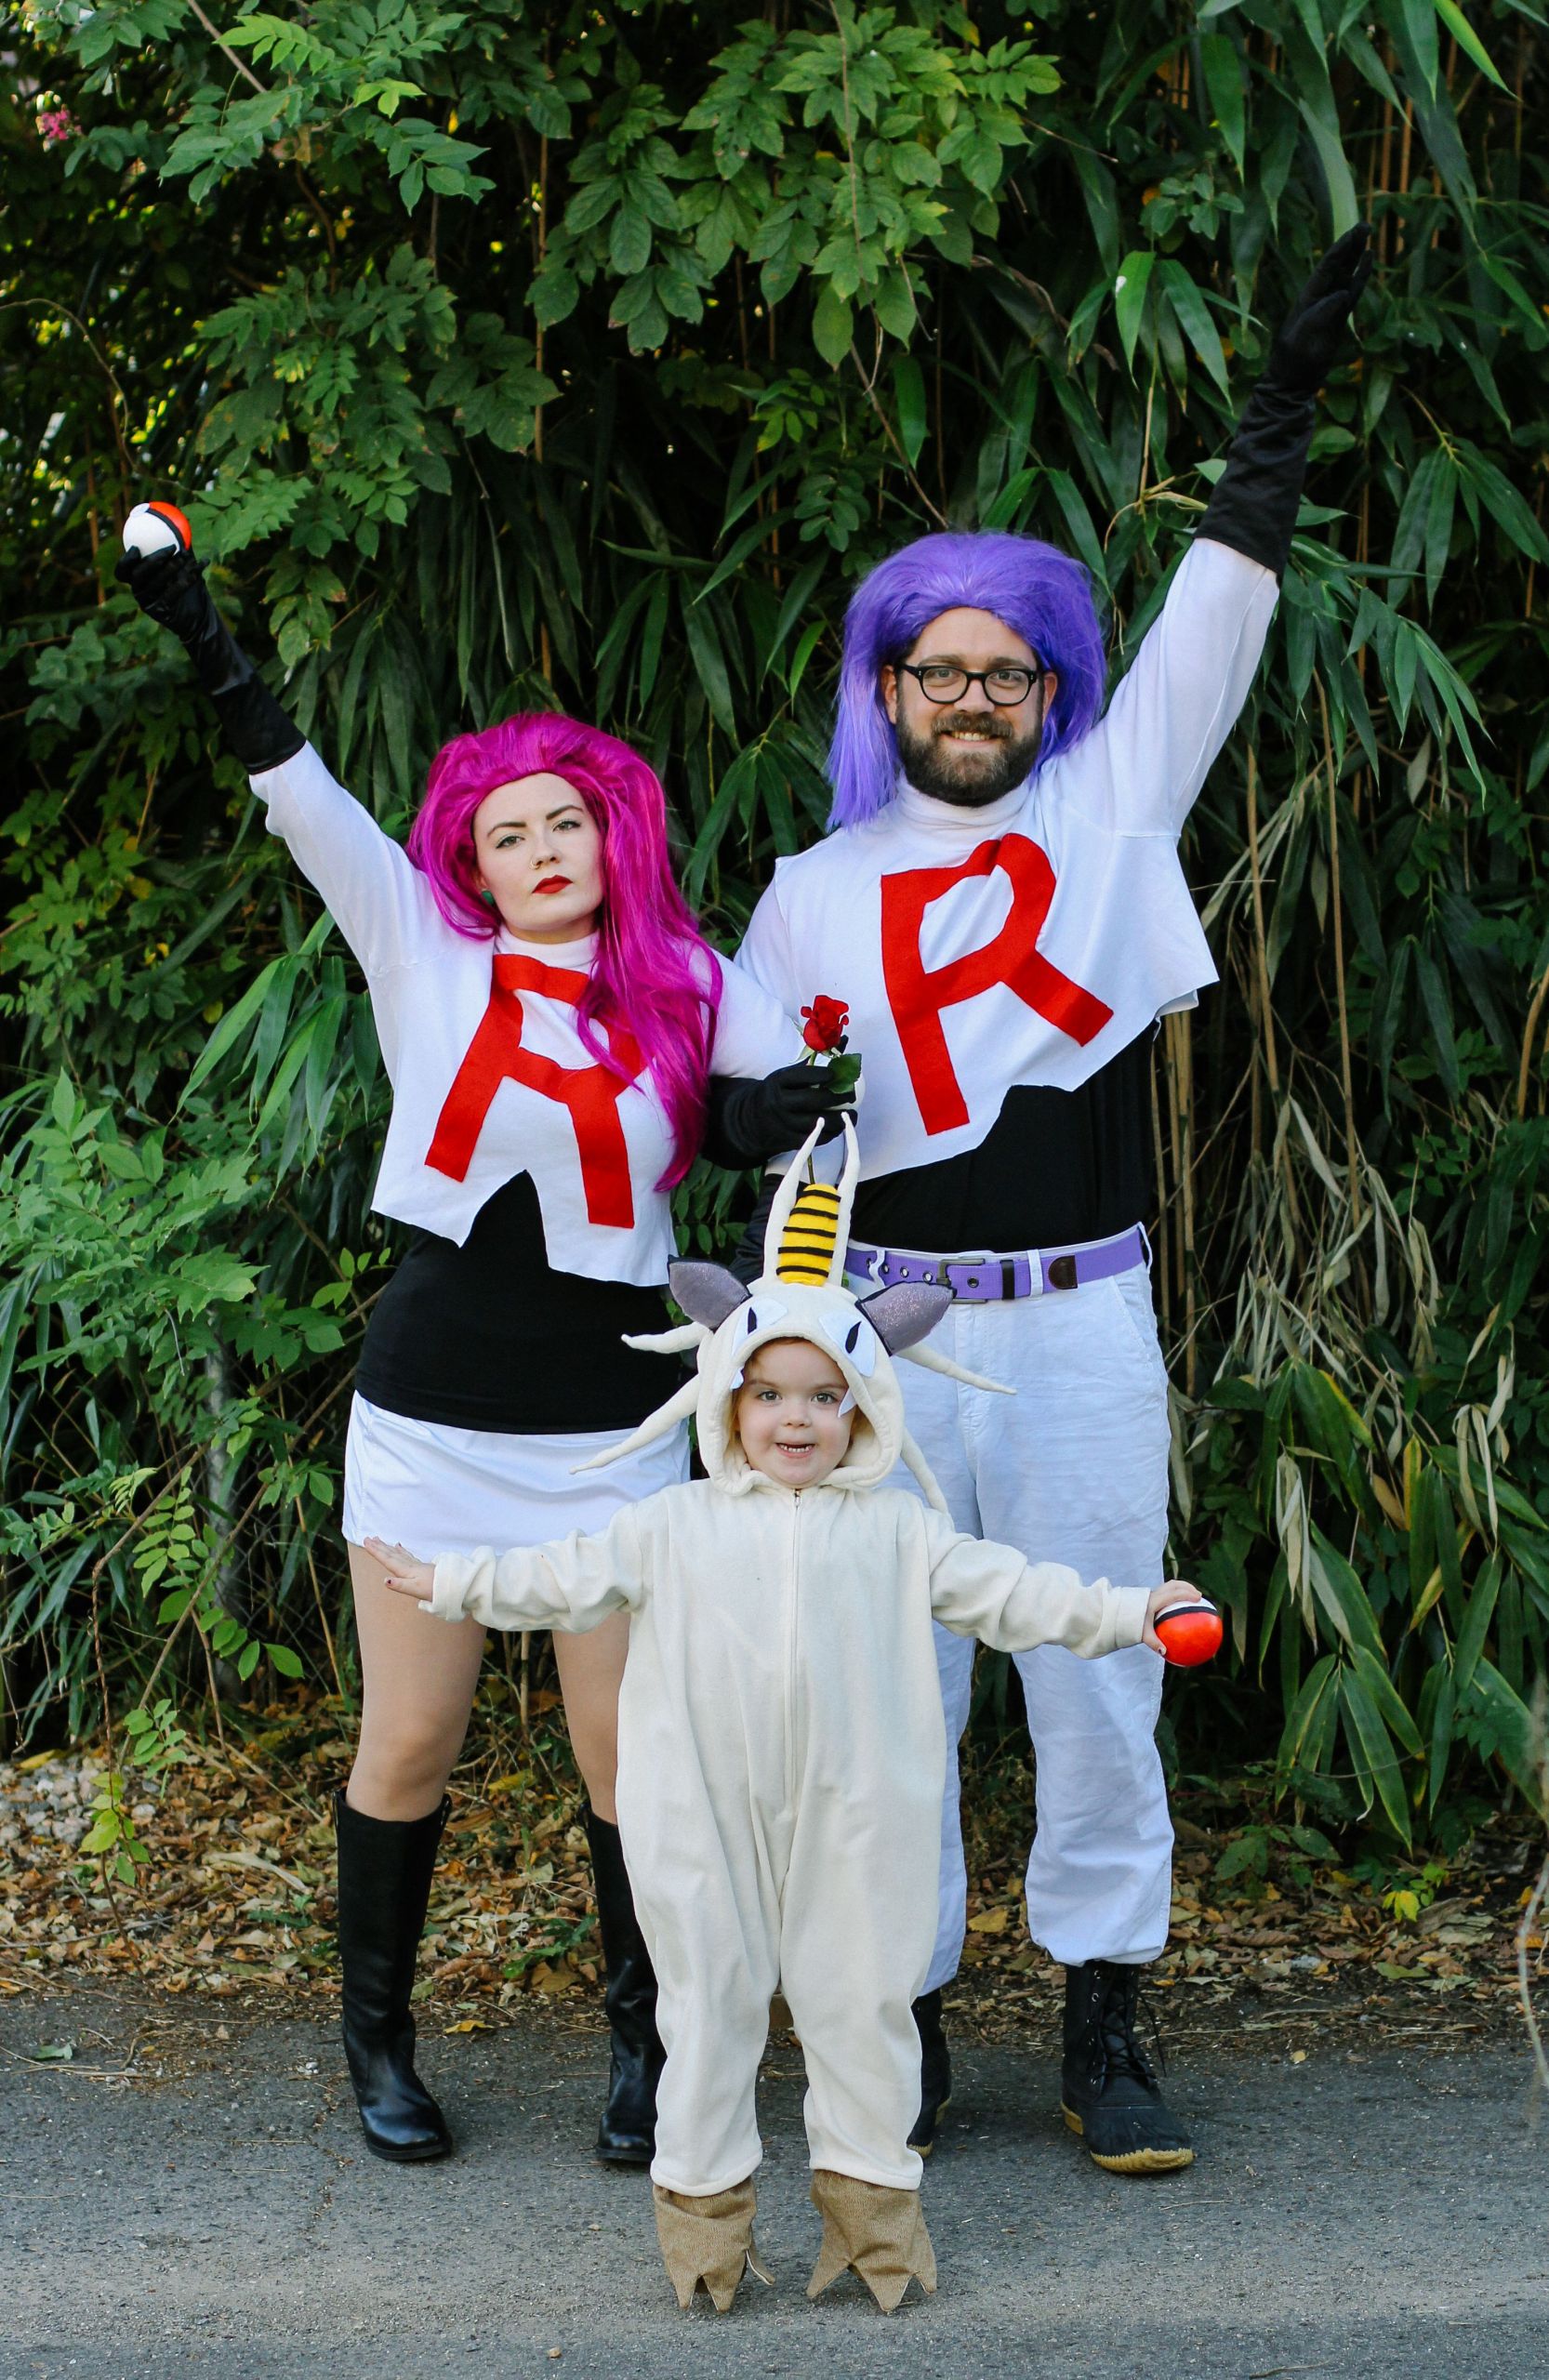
(407, 713), (721, 1186)
(827, 531), (1107, 829)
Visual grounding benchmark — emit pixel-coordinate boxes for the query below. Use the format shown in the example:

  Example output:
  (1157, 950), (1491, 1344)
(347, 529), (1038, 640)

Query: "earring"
(478, 887), (496, 908)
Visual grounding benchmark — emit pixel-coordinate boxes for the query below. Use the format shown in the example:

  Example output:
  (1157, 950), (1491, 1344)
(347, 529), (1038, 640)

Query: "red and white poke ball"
(1154, 1595), (1224, 1667)
(122, 501), (193, 560)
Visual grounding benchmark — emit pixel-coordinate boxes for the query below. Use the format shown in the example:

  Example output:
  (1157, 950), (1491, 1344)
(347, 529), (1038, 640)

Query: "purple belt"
(844, 1223), (1148, 1303)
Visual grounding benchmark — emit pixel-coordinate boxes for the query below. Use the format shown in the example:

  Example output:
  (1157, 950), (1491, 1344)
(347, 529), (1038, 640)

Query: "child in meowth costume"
(369, 1122), (1203, 2312)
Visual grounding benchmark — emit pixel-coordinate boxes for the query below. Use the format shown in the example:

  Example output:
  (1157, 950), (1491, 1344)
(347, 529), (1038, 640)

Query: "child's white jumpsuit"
(425, 1257), (1151, 2198)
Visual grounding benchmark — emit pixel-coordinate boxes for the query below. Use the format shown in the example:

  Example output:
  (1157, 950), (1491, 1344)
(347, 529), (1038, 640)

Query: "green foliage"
(3, 3), (1547, 1849)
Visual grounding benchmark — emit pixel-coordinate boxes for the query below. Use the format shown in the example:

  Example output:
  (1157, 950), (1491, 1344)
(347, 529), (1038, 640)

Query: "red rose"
(801, 996), (849, 1054)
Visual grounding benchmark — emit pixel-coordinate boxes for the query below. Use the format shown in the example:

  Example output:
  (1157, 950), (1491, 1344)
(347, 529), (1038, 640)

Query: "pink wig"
(406, 714), (721, 1185)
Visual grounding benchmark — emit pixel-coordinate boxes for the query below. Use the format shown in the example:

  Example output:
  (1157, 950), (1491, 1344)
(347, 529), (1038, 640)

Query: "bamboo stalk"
(84, 434), (100, 593)
(767, 299), (782, 577)
(1162, 1011), (1196, 1390)
(1246, 747), (1301, 1239)
(1396, 97), (1414, 258)
(1139, 361), (1157, 511)
(935, 311), (947, 513)
(1246, 749), (1279, 1091)
(1317, 679), (1362, 1229)
(1164, 1009), (1183, 1300)
(735, 259), (774, 634)
(1516, 962), (1549, 1119)
(534, 133), (549, 466)
(1375, 76), (1395, 265)
(1149, 1042), (1172, 1333)
(735, 254), (752, 373)
(536, 127), (552, 685)
(1170, 1008), (1198, 1395)
(1525, 479), (1543, 624)
(1249, 957), (1263, 1160)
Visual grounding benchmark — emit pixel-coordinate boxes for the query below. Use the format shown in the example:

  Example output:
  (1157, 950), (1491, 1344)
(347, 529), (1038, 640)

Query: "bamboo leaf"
(893, 354), (929, 469)
(1349, 1644), (1423, 1759)
(1433, 0), (1510, 93)
(1452, 1552), (1500, 1696)
(1338, 1671), (1413, 1843)
(1398, 0), (1440, 97)
(1413, 945), (1460, 1099)
(1198, 33), (1246, 173)
(760, 557), (827, 686)
(680, 586), (737, 734)
(1471, 1662), (1542, 1805)
(1425, 1669), (1456, 1811)
(1113, 252), (1154, 376)
(1277, 1651), (1339, 1775)
(1157, 260), (1231, 396)
(1307, 1527), (1386, 1659)
(1454, 443), (1549, 566)
(182, 958), (285, 1103)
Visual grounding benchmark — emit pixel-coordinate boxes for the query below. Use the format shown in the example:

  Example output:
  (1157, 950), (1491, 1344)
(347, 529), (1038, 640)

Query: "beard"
(894, 697), (1046, 807)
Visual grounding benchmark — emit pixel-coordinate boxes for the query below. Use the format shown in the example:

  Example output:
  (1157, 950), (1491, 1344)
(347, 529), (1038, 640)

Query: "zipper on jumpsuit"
(785, 1492), (801, 1814)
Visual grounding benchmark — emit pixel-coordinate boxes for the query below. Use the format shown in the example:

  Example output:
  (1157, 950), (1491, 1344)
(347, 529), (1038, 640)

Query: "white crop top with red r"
(250, 743), (800, 1286)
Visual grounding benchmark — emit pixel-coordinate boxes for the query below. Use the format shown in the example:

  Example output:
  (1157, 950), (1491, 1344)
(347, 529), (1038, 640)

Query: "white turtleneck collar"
(893, 774), (1032, 836)
(495, 925), (600, 968)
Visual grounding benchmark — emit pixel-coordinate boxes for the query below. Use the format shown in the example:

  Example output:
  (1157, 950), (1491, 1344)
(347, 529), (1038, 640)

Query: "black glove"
(116, 547), (305, 774)
(727, 1175), (779, 1284)
(701, 1059), (857, 1170)
(1198, 223), (1372, 577)
(1264, 223), (1375, 392)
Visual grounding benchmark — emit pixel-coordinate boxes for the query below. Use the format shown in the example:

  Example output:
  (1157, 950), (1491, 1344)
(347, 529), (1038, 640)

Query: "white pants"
(883, 1264), (1173, 1985)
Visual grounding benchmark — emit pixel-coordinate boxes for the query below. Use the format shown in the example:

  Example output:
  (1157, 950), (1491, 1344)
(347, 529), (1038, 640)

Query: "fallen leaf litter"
(0, 1697), (1541, 2052)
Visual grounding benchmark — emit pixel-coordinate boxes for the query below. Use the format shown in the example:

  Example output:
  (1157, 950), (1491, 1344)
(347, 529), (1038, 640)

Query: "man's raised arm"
(1060, 226), (1372, 840)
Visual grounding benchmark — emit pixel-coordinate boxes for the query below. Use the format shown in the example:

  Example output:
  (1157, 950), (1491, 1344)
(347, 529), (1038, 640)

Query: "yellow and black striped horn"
(775, 1181), (842, 1285)
(761, 1117), (861, 1286)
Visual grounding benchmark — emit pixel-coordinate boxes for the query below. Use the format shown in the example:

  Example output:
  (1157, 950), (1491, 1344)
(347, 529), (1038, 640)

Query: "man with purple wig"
(732, 230), (1371, 2173)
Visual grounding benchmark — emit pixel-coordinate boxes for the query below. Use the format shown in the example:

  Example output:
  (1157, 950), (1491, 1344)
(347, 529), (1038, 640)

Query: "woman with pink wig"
(118, 545), (846, 2172)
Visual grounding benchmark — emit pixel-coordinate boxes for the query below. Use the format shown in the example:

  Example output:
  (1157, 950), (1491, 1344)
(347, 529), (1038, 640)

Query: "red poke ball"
(123, 501), (193, 560)
(1154, 1596), (1224, 1667)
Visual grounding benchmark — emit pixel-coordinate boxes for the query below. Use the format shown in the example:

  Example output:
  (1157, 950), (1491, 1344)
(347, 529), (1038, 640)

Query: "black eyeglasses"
(898, 662), (1045, 707)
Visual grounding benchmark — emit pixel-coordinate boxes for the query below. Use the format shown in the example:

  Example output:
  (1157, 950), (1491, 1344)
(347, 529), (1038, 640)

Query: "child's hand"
(1142, 1580), (1204, 1655)
(364, 1537), (436, 1603)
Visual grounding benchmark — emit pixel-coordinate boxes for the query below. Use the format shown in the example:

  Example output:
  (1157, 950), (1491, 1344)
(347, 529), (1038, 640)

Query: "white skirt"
(340, 1394), (689, 1557)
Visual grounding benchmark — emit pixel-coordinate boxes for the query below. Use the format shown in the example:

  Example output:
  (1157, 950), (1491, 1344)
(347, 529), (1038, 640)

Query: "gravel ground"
(2, 1986), (1544, 2380)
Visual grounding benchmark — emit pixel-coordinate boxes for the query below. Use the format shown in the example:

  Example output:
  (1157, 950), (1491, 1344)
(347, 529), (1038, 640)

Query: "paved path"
(2, 1990), (1543, 2379)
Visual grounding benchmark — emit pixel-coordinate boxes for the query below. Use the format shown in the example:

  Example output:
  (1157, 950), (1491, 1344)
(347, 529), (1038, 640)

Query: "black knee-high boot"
(334, 1789), (453, 2162)
(908, 1988), (952, 2154)
(585, 1805), (665, 2165)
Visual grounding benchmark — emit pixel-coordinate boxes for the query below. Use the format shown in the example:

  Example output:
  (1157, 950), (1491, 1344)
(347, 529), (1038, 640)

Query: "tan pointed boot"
(806, 2169), (937, 2311)
(652, 2177), (773, 2313)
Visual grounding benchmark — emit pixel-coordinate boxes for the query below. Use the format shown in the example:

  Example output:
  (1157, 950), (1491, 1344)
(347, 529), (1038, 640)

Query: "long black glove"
(1198, 223), (1373, 578)
(116, 547), (305, 774)
(701, 1058), (857, 1170)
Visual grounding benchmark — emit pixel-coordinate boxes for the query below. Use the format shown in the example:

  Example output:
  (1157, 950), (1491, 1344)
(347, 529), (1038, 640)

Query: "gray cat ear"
(855, 1281), (954, 1353)
(668, 1262), (753, 1329)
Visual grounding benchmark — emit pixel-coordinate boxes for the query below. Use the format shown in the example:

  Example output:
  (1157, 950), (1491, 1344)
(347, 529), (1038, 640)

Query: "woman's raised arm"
(120, 545), (435, 977)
